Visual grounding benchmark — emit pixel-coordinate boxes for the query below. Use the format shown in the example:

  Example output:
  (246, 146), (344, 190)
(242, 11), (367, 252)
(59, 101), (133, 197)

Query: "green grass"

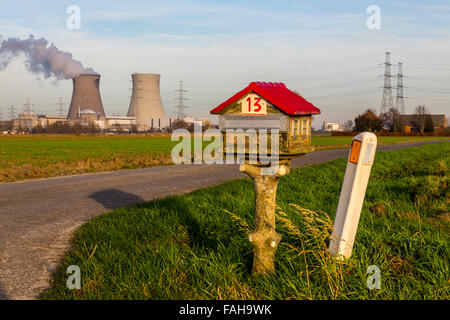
(311, 135), (448, 146)
(0, 134), (177, 182)
(0, 134), (446, 182)
(40, 142), (450, 300)
(0, 134), (176, 167)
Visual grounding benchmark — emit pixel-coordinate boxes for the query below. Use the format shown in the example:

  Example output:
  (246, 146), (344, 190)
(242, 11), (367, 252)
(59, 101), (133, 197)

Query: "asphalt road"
(0, 139), (446, 299)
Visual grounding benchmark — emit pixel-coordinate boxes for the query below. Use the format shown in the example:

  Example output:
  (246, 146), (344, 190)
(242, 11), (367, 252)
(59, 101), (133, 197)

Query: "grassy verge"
(40, 142), (450, 300)
(1, 134), (446, 182)
(311, 135), (449, 150)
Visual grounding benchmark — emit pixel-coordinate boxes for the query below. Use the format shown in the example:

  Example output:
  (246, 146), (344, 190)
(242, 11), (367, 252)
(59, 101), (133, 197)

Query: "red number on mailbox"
(243, 95), (265, 114)
(254, 97), (262, 112)
(246, 97), (252, 112)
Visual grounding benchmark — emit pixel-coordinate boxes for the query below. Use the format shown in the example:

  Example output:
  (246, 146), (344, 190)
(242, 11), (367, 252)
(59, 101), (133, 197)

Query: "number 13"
(246, 96), (262, 112)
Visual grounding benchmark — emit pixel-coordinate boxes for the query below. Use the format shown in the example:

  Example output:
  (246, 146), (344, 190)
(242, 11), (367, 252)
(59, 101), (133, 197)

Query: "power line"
(408, 96), (450, 101)
(407, 64), (450, 71)
(296, 77), (380, 91)
(408, 88), (450, 94)
(308, 88), (380, 100)
(406, 75), (450, 82)
(283, 65), (381, 82)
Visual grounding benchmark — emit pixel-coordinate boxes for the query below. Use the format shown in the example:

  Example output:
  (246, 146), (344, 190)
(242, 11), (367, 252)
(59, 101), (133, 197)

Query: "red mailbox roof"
(210, 82), (320, 115)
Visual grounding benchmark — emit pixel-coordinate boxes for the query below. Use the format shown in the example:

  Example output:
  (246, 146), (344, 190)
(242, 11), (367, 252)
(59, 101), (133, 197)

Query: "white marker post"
(329, 132), (377, 260)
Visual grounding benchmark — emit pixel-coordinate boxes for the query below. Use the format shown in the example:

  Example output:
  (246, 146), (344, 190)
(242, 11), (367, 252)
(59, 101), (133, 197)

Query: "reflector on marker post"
(329, 132), (377, 260)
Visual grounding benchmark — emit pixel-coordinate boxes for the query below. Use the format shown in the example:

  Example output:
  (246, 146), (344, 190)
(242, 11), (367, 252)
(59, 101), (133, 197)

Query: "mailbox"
(210, 82), (321, 275)
(210, 82), (321, 159)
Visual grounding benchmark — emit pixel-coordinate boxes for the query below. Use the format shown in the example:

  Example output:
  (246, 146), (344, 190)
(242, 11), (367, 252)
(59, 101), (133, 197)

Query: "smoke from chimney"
(0, 34), (96, 80)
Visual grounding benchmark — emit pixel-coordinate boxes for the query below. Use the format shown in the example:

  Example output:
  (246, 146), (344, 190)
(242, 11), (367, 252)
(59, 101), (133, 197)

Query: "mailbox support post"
(240, 159), (291, 275)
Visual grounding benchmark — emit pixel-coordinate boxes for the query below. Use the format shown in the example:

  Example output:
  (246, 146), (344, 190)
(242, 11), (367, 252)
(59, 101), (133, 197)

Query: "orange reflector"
(349, 140), (361, 164)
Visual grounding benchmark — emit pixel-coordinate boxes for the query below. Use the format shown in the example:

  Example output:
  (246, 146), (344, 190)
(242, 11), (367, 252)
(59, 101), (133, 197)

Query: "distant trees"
(31, 123), (45, 134)
(424, 114), (435, 132)
(343, 120), (353, 131)
(0, 120), (13, 131)
(46, 122), (72, 134)
(380, 108), (404, 132)
(171, 119), (193, 132)
(129, 124), (139, 134)
(354, 109), (383, 132)
(170, 119), (209, 133)
(413, 105), (429, 133)
(43, 122), (100, 134)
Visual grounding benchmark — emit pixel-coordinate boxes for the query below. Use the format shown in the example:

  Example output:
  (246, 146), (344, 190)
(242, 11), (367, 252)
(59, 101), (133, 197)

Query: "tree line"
(350, 105), (439, 133)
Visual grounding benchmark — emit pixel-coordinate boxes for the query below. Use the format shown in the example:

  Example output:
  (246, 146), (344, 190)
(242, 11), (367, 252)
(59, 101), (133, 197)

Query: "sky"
(0, 0), (449, 128)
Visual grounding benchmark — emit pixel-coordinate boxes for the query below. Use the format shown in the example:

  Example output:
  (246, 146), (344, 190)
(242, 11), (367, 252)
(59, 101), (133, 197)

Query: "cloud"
(84, 2), (241, 21)
(419, 5), (450, 10)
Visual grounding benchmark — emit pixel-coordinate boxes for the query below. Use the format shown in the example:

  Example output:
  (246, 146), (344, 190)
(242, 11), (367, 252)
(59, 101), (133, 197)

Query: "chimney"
(67, 74), (105, 119)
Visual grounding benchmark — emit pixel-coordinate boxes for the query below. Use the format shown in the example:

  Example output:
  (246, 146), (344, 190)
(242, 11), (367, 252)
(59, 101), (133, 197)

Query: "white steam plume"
(0, 34), (97, 80)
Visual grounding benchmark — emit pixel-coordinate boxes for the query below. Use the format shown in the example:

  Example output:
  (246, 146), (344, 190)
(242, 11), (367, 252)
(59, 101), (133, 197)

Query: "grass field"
(0, 134), (447, 182)
(40, 142), (450, 300)
(311, 135), (448, 148)
(0, 134), (175, 182)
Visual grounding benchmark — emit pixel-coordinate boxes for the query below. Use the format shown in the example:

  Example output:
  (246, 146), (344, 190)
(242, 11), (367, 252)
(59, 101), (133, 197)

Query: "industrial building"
(104, 116), (136, 132)
(322, 121), (343, 132)
(10, 112), (66, 131)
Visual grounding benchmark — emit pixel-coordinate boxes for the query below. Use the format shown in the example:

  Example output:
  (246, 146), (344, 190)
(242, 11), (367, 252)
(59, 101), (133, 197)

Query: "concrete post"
(329, 132), (377, 260)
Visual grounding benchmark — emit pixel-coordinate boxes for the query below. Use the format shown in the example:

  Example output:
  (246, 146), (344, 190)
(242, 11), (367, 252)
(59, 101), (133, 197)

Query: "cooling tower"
(127, 73), (166, 129)
(67, 74), (106, 119)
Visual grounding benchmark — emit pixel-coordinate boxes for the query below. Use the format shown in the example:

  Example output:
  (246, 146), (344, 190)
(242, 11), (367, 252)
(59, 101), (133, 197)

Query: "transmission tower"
(175, 81), (188, 119)
(58, 97), (66, 117)
(395, 62), (405, 114)
(24, 97), (31, 113)
(380, 52), (394, 114)
(10, 105), (16, 120)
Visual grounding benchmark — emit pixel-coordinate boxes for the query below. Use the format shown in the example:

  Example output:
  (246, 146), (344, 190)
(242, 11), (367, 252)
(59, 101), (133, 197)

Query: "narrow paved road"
(0, 140), (446, 299)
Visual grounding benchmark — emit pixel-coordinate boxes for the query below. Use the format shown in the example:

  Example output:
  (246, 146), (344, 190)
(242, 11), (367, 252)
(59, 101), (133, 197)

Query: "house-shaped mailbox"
(210, 81), (321, 158)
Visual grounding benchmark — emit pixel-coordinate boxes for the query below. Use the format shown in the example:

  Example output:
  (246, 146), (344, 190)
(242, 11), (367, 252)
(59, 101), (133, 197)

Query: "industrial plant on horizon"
(0, 35), (210, 133)
(2, 72), (179, 133)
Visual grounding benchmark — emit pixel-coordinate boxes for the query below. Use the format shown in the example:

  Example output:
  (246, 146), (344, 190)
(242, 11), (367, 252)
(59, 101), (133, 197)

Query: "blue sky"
(0, 0), (449, 126)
